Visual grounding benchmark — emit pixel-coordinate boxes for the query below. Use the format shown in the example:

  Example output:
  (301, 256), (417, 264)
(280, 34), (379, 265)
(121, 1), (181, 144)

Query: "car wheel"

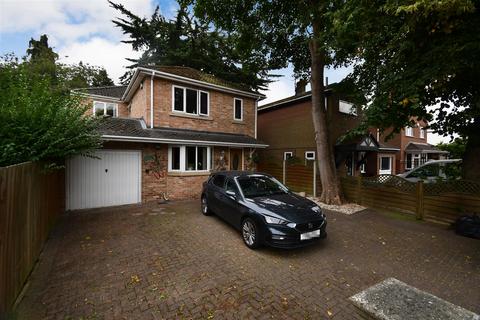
(241, 218), (261, 249)
(201, 195), (212, 216)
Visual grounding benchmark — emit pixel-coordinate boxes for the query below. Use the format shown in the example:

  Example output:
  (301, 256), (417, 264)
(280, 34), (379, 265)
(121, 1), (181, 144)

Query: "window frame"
(379, 156), (392, 174)
(168, 145), (212, 172)
(284, 151), (293, 161)
(93, 101), (118, 117)
(420, 127), (425, 139)
(171, 85), (210, 117)
(305, 151), (316, 160)
(233, 97), (243, 121)
(405, 126), (414, 137)
(339, 100), (357, 116)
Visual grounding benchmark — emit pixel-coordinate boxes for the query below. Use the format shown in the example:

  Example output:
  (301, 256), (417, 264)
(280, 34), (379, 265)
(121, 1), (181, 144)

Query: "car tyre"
(241, 218), (261, 249)
(201, 195), (212, 216)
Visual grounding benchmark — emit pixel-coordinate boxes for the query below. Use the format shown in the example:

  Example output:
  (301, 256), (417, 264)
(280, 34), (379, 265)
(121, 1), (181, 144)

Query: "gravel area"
(309, 197), (367, 215)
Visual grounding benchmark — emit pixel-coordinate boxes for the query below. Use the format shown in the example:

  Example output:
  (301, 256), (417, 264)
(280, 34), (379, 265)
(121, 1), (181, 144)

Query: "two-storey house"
(256, 83), (447, 195)
(67, 66), (266, 210)
(371, 124), (448, 174)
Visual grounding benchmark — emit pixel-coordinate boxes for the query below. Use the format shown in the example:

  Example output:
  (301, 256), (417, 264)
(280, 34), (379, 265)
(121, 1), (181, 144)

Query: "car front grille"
(295, 220), (325, 233)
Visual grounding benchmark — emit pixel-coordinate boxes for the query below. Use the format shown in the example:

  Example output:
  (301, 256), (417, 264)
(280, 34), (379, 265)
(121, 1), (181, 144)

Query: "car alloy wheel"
(242, 218), (260, 249)
(201, 196), (211, 216)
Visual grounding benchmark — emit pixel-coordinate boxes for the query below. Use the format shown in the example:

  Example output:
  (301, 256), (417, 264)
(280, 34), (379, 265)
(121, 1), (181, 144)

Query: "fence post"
(357, 176), (362, 205)
(416, 181), (425, 220)
(313, 160), (317, 198)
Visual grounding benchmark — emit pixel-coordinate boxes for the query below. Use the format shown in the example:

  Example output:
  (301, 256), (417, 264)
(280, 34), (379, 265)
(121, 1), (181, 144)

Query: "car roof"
(211, 171), (271, 178)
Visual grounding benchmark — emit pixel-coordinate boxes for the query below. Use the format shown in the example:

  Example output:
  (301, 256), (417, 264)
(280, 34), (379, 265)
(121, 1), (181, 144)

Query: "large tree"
(190, 0), (346, 204)
(333, 0), (480, 180)
(25, 34), (114, 89)
(109, 1), (273, 90)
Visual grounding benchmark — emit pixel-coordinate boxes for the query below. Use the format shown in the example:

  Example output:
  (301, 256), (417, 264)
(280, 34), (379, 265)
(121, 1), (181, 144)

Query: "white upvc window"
(234, 98), (243, 121)
(305, 151), (316, 160)
(284, 151), (293, 161)
(93, 101), (118, 117)
(420, 127), (425, 139)
(172, 85), (209, 116)
(379, 156), (392, 174)
(339, 100), (357, 116)
(405, 126), (414, 137)
(168, 145), (212, 172)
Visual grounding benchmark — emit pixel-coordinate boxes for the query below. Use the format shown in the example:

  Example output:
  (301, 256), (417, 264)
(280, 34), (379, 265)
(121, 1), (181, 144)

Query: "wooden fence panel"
(0, 162), (64, 314)
(341, 176), (480, 224)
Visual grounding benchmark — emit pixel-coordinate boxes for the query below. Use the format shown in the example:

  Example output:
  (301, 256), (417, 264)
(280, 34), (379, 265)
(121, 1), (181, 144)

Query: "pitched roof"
(98, 117), (267, 147)
(405, 142), (448, 153)
(144, 65), (254, 93)
(78, 86), (127, 99)
(258, 91), (313, 111)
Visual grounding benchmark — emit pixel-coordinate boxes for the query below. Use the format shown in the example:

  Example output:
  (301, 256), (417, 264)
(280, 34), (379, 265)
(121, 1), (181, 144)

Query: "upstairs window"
(234, 98), (243, 121)
(172, 85), (209, 116)
(93, 101), (117, 117)
(420, 128), (425, 139)
(339, 100), (357, 116)
(405, 126), (414, 137)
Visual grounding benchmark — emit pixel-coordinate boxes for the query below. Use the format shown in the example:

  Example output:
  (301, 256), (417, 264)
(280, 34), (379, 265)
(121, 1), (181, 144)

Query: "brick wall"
(150, 78), (256, 136)
(82, 97), (128, 117)
(103, 142), (255, 202)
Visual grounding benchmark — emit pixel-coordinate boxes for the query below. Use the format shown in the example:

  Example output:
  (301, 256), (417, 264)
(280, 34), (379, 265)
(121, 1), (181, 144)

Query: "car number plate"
(300, 229), (320, 240)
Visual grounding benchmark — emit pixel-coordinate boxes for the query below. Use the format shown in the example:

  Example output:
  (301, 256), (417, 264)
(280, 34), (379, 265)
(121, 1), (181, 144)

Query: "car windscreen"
(237, 175), (288, 198)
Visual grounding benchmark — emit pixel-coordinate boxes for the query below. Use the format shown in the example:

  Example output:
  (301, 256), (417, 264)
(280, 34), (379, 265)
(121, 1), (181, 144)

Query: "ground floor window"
(168, 145), (212, 172)
(379, 156), (392, 174)
(406, 153), (427, 170)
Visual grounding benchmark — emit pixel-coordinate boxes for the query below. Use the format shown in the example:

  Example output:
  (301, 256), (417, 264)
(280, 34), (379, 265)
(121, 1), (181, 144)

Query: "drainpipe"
(255, 97), (260, 139)
(150, 71), (155, 128)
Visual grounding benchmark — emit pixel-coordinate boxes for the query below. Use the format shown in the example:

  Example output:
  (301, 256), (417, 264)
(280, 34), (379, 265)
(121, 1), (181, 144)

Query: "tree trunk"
(463, 115), (480, 181)
(309, 21), (344, 205)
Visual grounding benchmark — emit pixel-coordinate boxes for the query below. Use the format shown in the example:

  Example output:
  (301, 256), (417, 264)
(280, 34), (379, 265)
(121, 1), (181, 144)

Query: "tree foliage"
(189, 0), (348, 204)
(25, 34), (114, 89)
(0, 55), (102, 167)
(109, 1), (273, 90)
(333, 0), (480, 178)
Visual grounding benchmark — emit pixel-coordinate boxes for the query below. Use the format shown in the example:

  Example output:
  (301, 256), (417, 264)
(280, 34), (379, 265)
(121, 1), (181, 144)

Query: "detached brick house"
(256, 85), (447, 194)
(67, 66), (266, 210)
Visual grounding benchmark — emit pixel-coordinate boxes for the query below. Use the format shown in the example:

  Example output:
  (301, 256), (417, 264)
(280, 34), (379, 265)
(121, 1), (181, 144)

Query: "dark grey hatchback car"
(201, 171), (327, 249)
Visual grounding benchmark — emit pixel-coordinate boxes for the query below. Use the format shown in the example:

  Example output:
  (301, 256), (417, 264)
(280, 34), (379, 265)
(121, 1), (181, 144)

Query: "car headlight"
(311, 206), (322, 213)
(264, 216), (289, 225)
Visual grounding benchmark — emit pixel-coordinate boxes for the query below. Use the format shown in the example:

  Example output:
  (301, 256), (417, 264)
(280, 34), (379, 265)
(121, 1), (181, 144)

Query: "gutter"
(101, 134), (269, 148)
(150, 70), (155, 128)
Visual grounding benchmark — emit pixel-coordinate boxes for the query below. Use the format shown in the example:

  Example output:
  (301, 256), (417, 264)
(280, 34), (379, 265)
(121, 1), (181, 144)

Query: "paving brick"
(14, 201), (480, 319)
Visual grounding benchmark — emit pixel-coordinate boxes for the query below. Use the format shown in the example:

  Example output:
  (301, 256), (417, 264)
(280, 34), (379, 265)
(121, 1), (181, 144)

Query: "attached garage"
(66, 150), (141, 210)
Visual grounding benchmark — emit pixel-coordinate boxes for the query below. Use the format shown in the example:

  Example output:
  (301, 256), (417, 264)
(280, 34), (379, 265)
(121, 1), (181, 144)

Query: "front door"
(230, 148), (243, 170)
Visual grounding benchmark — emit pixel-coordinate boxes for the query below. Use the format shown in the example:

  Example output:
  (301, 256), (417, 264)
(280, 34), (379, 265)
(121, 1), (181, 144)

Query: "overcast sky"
(0, 0), (448, 144)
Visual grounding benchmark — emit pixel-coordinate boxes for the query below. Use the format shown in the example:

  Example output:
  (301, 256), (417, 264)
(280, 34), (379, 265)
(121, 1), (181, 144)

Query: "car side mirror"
(226, 190), (237, 199)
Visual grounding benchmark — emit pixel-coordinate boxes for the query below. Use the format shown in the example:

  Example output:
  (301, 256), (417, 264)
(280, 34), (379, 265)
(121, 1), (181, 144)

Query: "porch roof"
(405, 142), (448, 154)
(97, 117), (268, 148)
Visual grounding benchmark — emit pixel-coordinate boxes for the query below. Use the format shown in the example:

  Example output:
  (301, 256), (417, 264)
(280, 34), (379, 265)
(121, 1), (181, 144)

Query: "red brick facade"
(103, 141), (255, 202)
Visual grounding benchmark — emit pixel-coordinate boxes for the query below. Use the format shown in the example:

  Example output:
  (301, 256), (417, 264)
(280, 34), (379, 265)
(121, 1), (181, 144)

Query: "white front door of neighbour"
(66, 150), (141, 210)
(379, 156), (392, 175)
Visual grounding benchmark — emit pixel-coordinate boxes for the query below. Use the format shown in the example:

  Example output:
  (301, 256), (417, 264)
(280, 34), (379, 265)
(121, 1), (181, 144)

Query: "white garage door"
(66, 150), (141, 210)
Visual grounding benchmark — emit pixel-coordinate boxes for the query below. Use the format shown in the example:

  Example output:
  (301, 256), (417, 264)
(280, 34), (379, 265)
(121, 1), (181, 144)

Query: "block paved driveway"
(16, 200), (480, 319)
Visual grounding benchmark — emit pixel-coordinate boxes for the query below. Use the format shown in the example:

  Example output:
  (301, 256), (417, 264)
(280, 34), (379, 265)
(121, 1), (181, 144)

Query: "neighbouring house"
(370, 125), (448, 174)
(256, 82), (447, 195)
(67, 66), (266, 210)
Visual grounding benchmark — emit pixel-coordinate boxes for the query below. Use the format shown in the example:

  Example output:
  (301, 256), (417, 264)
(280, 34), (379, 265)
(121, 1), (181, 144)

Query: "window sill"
(168, 171), (211, 177)
(170, 112), (212, 121)
(232, 120), (245, 125)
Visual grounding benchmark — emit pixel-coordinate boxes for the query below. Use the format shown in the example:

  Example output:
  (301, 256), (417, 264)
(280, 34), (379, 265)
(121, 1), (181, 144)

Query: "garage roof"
(98, 117), (268, 148)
